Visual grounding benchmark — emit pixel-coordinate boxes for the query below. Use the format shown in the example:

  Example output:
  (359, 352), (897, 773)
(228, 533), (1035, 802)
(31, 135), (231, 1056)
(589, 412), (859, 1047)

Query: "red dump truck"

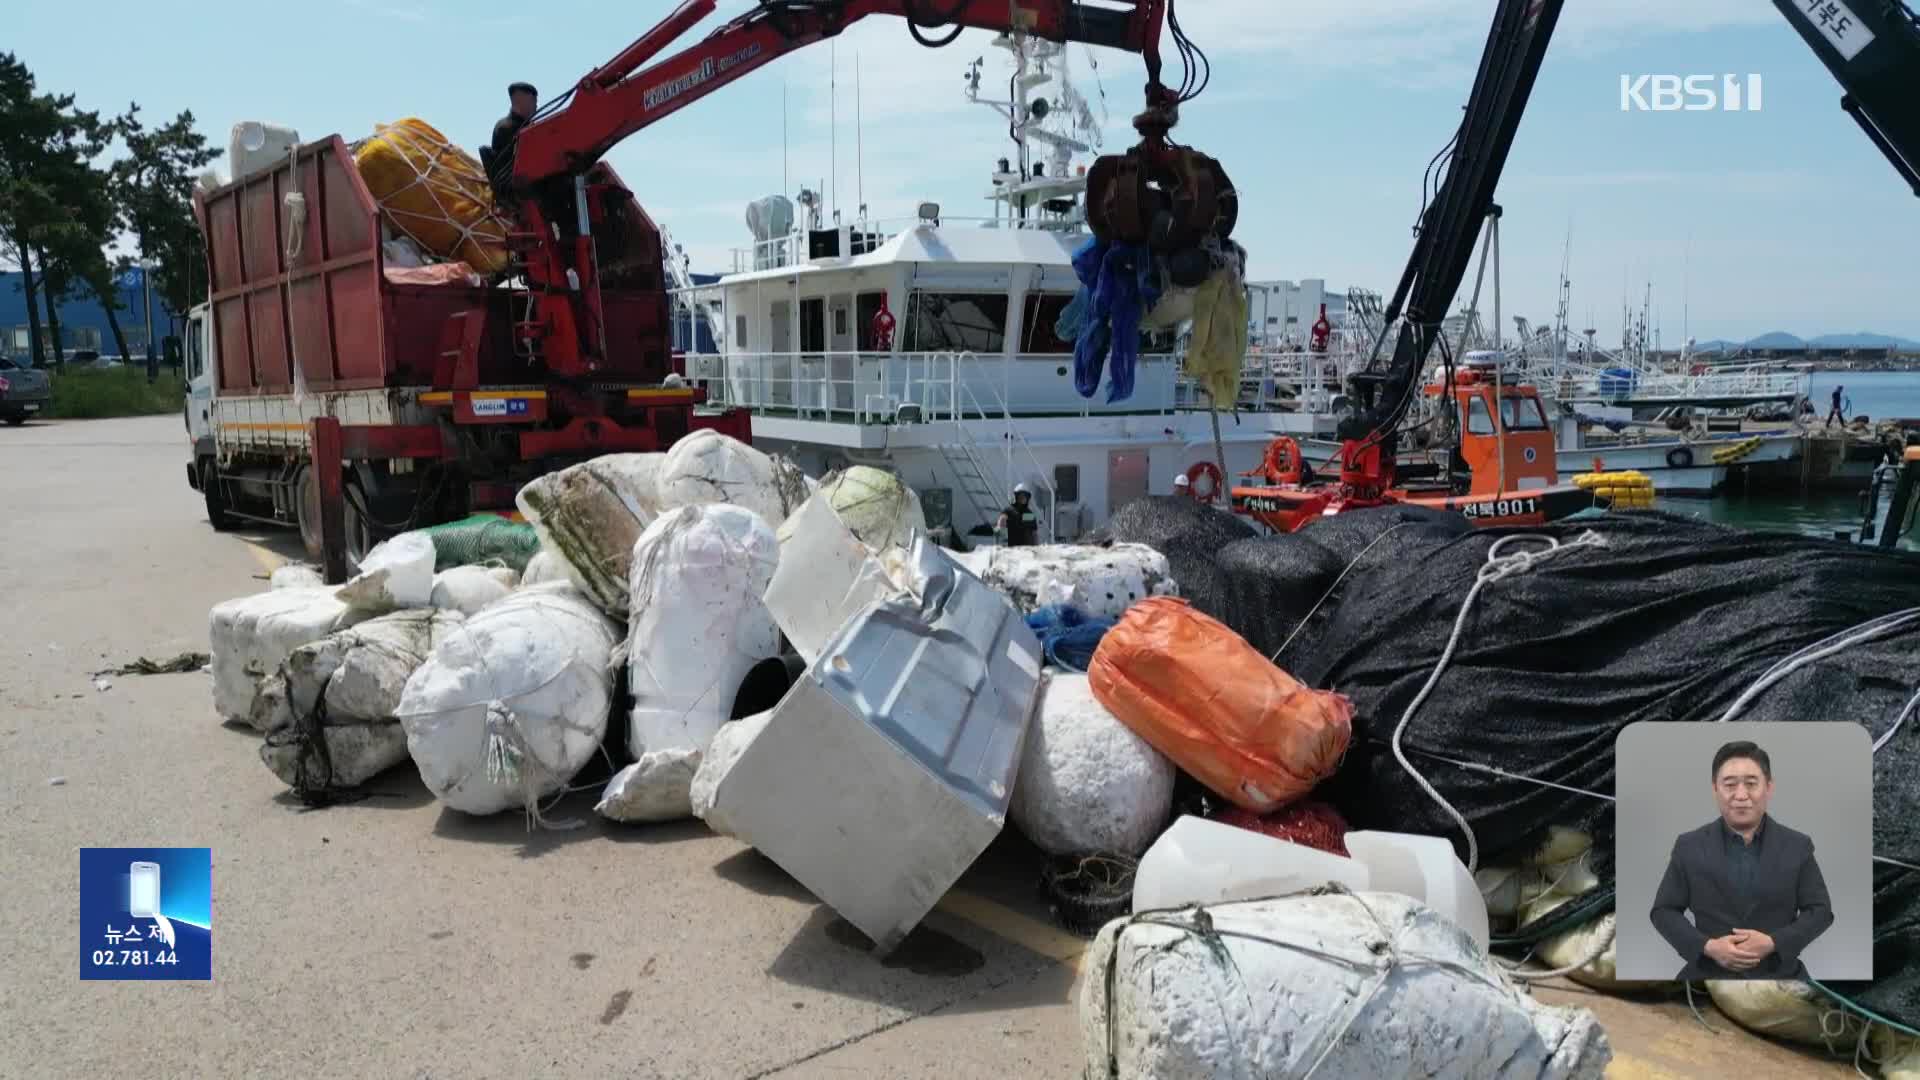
(183, 134), (747, 574)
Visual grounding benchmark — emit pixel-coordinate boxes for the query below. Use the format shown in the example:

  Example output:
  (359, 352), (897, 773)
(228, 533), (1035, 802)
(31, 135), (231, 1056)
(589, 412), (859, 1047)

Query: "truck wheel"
(343, 483), (374, 572)
(203, 459), (237, 532)
(296, 466), (324, 562)
(4, 413), (25, 426)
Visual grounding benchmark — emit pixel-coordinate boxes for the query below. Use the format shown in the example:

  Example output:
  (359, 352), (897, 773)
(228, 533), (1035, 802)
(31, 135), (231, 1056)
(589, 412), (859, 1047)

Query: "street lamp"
(140, 256), (157, 380)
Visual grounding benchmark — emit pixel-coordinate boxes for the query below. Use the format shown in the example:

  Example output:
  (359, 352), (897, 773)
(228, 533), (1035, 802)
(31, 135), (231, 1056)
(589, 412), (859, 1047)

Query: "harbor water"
(1664, 369), (1919, 550)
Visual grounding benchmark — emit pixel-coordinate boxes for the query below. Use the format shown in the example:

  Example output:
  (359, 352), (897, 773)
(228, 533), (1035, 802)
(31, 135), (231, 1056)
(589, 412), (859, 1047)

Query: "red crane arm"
(513, 0), (1167, 187)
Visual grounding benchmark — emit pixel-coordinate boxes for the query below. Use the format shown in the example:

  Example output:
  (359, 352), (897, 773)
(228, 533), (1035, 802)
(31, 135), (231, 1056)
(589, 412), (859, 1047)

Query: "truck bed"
(192, 135), (673, 398)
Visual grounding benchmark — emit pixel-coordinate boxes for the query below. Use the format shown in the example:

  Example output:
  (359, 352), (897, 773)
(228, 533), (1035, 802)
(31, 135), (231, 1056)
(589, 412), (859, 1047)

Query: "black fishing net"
(1261, 511), (1920, 1024)
(1104, 496), (1256, 625)
(1285, 502), (1473, 567)
(1212, 533), (1346, 660)
(1106, 495), (1258, 552)
(1039, 853), (1139, 938)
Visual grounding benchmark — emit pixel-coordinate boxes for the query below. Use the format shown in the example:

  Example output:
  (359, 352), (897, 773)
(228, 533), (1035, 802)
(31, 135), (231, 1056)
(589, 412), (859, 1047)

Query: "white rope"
(1390, 530), (1608, 873)
(1715, 606), (1920, 724)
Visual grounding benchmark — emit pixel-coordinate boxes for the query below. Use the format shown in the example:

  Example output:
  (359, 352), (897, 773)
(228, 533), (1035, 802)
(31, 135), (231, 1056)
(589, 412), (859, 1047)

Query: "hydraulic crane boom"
(514, 0), (1169, 187)
(497, 0), (1172, 381)
(1335, 0), (1920, 493)
(1770, 0), (1920, 196)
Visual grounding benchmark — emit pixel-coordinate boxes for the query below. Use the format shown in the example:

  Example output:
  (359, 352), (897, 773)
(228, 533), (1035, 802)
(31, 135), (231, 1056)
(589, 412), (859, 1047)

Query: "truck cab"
(184, 304), (214, 474)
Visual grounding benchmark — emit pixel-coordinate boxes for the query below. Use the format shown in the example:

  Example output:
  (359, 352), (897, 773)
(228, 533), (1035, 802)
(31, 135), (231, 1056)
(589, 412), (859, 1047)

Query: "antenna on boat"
(831, 38), (839, 221)
(783, 77), (790, 199)
(857, 51), (866, 221)
(1683, 231), (1691, 349)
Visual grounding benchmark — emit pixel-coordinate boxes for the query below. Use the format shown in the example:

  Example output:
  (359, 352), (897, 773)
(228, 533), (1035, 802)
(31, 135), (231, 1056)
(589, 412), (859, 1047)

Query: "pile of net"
(1250, 511), (1920, 1028)
(354, 118), (510, 276)
(419, 515), (542, 574)
(1102, 496), (1255, 623)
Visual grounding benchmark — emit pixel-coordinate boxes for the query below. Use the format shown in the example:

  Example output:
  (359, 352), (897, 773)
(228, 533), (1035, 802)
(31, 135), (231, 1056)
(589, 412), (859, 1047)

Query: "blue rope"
(1026, 604), (1116, 672)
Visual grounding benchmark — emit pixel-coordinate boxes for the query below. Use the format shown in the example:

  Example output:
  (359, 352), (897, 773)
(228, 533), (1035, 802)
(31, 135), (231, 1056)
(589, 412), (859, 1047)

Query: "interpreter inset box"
(1614, 722), (1872, 981)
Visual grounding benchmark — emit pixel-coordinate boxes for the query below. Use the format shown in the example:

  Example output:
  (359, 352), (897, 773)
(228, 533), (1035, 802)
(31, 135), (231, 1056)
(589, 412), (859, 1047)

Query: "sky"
(13, 0), (1920, 344)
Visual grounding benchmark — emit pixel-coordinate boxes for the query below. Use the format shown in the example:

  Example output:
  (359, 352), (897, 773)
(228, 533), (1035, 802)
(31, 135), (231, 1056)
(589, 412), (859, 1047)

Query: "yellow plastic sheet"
(354, 118), (510, 276)
(1186, 267), (1249, 406)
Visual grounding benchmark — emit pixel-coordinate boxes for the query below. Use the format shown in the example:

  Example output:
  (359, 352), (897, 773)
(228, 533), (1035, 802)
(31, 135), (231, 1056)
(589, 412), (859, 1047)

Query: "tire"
(4, 416), (25, 427)
(1665, 446), (1694, 469)
(296, 466), (324, 562)
(203, 459), (237, 531)
(342, 482), (375, 573)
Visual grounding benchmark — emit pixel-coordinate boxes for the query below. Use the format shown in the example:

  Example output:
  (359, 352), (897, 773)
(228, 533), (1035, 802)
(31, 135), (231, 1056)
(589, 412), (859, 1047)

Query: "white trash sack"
(599, 505), (781, 823)
(776, 465), (924, 552)
(335, 531), (436, 614)
(515, 453), (667, 617)
(258, 608), (466, 794)
(688, 710), (773, 839)
(1080, 891), (1611, 1080)
(429, 565), (518, 616)
(270, 564), (325, 590)
(1010, 672), (1174, 857)
(520, 550), (567, 586)
(654, 429), (813, 530)
(398, 583), (620, 820)
(954, 543), (1177, 618)
(210, 588), (367, 728)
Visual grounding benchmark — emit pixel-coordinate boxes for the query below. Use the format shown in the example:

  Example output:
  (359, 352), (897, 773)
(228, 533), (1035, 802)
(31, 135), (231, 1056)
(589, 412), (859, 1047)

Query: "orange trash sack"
(1088, 597), (1353, 813)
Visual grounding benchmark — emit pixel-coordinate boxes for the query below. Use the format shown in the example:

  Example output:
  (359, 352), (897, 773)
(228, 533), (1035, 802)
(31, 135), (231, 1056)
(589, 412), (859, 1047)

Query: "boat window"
(1464, 396), (1496, 435)
(800, 298), (826, 353)
(905, 292), (1009, 353)
(1024, 294), (1076, 353)
(833, 306), (849, 338)
(734, 314), (748, 351)
(1501, 396), (1550, 431)
(855, 292), (886, 351)
(1022, 293), (1180, 355)
(1053, 464), (1080, 504)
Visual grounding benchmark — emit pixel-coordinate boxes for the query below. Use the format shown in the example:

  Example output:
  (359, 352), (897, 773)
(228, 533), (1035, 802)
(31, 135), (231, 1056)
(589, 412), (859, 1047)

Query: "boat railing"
(1539, 365), (1809, 403)
(682, 348), (1195, 423)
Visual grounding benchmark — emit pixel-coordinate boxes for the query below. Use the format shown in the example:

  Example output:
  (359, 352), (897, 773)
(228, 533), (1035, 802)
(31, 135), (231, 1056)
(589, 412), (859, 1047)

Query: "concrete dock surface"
(0, 415), (1858, 1078)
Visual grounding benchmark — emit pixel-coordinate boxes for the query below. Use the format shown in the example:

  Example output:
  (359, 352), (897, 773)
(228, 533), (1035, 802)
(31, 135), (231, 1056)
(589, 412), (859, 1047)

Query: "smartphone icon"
(128, 862), (161, 918)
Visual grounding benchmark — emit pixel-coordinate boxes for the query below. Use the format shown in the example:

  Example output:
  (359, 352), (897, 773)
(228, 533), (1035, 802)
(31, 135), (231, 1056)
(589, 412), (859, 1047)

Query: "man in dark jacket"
(487, 81), (538, 201)
(996, 484), (1040, 547)
(1650, 740), (1834, 980)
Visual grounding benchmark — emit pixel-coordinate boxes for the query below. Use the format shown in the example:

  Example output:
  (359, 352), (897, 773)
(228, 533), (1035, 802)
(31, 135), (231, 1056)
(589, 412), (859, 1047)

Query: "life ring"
(1666, 446), (1695, 469)
(1185, 461), (1224, 503)
(1250, 437), (1304, 486)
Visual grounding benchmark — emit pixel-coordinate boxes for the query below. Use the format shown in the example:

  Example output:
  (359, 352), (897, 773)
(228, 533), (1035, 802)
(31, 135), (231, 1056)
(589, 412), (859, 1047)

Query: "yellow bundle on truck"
(354, 118), (510, 276)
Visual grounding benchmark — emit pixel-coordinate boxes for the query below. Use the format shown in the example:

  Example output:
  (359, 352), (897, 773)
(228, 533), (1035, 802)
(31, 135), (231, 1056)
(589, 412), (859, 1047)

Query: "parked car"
(0, 356), (53, 424)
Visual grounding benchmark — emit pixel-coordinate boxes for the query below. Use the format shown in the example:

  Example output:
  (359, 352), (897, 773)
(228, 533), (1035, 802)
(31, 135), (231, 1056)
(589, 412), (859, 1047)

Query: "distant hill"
(1807, 332), (1920, 349)
(1688, 331), (1920, 352)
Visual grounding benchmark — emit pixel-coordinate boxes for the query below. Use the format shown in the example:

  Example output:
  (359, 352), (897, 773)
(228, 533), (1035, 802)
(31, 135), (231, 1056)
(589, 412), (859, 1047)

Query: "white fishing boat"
(666, 32), (1350, 541)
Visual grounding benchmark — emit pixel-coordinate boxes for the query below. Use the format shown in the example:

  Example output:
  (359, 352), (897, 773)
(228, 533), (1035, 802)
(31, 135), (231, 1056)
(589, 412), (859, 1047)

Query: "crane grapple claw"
(1085, 142), (1237, 253)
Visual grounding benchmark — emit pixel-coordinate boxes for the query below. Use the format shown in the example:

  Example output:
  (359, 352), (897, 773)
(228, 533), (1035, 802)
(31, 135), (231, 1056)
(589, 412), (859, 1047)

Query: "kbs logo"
(1619, 74), (1764, 112)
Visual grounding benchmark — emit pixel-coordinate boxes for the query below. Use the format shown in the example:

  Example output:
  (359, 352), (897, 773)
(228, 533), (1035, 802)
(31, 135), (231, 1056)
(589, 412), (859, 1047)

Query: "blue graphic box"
(79, 847), (212, 980)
